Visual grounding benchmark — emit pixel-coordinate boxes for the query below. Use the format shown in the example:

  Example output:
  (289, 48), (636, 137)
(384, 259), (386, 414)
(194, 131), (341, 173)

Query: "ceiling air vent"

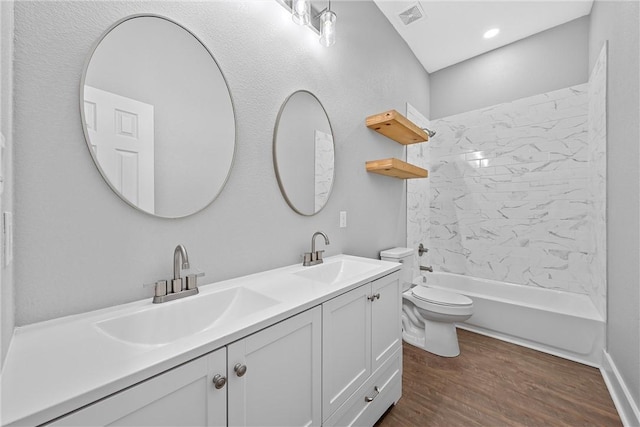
(398, 3), (425, 26)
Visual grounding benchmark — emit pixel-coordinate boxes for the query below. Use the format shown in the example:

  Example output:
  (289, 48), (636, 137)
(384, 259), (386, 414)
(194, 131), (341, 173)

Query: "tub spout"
(420, 265), (433, 273)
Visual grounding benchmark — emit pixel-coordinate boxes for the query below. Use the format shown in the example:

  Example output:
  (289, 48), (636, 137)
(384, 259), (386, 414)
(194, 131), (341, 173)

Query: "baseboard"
(601, 350), (640, 427)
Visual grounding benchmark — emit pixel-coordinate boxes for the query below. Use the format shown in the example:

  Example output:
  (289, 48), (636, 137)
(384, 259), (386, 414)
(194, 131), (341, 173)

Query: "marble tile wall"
(407, 78), (606, 314)
(314, 130), (334, 211)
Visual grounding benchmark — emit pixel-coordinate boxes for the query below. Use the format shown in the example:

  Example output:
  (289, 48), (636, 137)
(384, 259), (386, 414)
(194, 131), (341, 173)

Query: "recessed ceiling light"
(483, 28), (500, 39)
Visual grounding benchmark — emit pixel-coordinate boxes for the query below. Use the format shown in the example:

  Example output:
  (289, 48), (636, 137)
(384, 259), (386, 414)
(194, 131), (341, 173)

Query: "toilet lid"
(411, 286), (472, 306)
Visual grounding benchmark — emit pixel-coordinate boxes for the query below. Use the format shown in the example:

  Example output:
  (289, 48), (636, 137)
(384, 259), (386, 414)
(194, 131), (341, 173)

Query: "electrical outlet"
(339, 211), (347, 228)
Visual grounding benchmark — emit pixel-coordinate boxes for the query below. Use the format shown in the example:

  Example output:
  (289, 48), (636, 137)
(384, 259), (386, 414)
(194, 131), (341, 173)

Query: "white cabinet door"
(227, 307), (322, 427)
(371, 273), (401, 372)
(50, 348), (227, 427)
(322, 285), (372, 421)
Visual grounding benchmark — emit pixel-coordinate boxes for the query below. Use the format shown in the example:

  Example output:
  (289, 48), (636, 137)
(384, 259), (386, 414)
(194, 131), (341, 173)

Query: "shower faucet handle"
(418, 244), (428, 256)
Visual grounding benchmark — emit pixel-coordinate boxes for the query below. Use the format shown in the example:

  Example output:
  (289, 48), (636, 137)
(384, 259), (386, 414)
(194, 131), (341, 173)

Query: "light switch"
(339, 211), (347, 228)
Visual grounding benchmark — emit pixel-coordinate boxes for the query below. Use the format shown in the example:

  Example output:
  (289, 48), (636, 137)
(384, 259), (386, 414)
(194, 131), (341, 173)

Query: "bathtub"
(420, 272), (605, 367)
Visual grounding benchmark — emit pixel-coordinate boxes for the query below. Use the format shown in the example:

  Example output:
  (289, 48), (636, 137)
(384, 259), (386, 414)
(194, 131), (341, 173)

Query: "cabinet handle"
(375, 293), (381, 300)
(212, 374), (227, 389)
(368, 293), (381, 301)
(364, 386), (380, 403)
(234, 363), (247, 377)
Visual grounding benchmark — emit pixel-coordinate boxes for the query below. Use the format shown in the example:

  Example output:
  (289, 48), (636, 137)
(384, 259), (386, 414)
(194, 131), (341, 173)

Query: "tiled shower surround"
(408, 50), (607, 317)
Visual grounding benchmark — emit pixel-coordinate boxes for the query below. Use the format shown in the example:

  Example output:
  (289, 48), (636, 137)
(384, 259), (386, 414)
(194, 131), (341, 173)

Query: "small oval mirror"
(273, 91), (335, 216)
(81, 15), (236, 218)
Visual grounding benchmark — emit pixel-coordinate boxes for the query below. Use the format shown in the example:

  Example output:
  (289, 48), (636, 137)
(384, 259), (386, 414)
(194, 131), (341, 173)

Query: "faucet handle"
(303, 252), (313, 266)
(155, 280), (168, 297)
(186, 274), (198, 291)
(315, 250), (325, 262)
(181, 267), (205, 278)
(143, 280), (168, 296)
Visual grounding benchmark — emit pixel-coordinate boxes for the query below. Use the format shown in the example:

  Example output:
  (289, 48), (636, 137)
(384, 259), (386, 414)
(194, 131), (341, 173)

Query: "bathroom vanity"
(1, 255), (402, 427)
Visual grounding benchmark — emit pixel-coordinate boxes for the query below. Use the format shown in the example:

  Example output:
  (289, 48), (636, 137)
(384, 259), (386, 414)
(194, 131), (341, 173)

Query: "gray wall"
(12, 1), (430, 325)
(1, 0), (15, 368)
(589, 0), (640, 412)
(430, 16), (589, 119)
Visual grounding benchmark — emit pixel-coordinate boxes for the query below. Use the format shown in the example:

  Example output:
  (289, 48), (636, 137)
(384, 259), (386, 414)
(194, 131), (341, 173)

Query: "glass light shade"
(319, 10), (336, 47)
(292, 0), (310, 25)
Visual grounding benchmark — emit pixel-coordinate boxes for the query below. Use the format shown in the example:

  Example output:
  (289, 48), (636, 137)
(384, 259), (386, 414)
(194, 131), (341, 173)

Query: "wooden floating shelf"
(365, 110), (429, 145)
(366, 158), (428, 179)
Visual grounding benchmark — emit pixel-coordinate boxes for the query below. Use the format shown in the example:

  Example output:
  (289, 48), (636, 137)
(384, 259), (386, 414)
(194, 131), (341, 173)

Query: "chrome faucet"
(152, 244), (201, 303)
(420, 265), (433, 273)
(303, 231), (330, 266)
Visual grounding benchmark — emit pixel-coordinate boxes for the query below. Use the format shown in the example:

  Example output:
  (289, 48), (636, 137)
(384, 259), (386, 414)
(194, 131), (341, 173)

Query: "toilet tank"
(380, 247), (414, 291)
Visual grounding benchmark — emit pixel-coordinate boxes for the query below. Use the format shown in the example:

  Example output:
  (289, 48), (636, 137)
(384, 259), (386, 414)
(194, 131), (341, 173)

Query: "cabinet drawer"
(323, 348), (402, 427)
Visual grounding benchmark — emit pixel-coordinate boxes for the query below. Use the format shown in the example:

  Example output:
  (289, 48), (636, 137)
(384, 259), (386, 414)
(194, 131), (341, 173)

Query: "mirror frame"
(79, 13), (237, 218)
(273, 90), (335, 216)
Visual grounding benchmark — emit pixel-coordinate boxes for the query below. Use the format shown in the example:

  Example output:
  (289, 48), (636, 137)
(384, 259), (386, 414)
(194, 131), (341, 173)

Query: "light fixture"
(483, 28), (500, 39)
(279, 0), (337, 47)
(319, 2), (336, 47)
(292, 0), (310, 25)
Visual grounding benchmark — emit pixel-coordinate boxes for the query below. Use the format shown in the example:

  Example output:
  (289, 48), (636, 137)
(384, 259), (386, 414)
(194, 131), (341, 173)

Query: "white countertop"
(0, 254), (400, 426)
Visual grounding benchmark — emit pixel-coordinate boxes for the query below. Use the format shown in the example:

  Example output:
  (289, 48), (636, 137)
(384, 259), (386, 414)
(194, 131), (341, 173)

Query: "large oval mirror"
(81, 15), (235, 218)
(273, 91), (335, 216)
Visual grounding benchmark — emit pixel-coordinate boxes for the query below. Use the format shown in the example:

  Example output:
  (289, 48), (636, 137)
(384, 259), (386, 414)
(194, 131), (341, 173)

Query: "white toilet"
(380, 247), (473, 357)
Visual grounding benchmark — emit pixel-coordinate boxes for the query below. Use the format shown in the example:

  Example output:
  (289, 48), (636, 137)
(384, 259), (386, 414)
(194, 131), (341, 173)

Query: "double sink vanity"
(1, 9), (404, 427)
(2, 254), (402, 426)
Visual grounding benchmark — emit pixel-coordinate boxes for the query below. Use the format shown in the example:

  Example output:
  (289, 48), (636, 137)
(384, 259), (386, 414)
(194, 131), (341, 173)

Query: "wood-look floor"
(375, 329), (622, 427)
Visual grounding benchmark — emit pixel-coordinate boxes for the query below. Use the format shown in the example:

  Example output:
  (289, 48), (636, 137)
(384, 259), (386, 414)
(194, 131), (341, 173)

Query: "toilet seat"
(411, 286), (472, 307)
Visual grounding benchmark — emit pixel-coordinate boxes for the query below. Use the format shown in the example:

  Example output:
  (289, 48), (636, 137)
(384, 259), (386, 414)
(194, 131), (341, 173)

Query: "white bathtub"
(420, 272), (605, 367)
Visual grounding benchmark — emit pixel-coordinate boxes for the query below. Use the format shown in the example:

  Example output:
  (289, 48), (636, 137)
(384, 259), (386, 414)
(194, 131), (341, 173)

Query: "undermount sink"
(293, 258), (380, 285)
(96, 287), (280, 346)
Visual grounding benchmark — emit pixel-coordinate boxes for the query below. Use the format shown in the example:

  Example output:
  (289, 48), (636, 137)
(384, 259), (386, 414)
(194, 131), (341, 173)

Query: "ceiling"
(373, 0), (594, 73)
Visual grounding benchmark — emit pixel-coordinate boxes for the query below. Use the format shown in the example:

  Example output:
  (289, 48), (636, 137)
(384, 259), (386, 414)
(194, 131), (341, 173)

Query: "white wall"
(587, 44), (607, 321)
(430, 16), (589, 119)
(12, 1), (430, 325)
(589, 0), (640, 419)
(1, 0), (15, 368)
